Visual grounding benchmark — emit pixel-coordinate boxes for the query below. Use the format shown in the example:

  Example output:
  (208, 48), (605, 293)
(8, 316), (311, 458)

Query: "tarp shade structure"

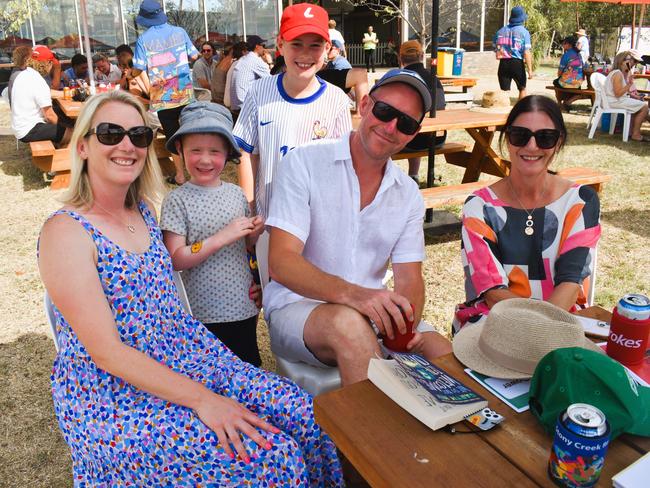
(51, 34), (113, 50)
(0, 35), (32, 49)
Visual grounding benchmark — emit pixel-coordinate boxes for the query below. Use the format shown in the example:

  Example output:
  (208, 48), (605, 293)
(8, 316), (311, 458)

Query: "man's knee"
(305, 305), (378, 359)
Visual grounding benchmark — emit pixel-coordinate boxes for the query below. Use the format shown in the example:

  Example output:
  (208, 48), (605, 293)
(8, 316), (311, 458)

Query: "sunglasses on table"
(369, 95), (422, 135)
(505, 126), (561, 149)
(86, 123), (154, 148)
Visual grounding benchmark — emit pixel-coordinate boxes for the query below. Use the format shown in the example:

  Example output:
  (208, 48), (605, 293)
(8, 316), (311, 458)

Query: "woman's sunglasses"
(505, 126), (561, 149)
(369, 95), (421, 135)
(86, 123), (154, 148)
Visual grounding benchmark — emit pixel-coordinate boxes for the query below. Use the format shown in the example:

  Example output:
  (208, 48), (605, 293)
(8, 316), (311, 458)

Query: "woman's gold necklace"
(506, 176), (547, 236)
(93, 200), (136, 233)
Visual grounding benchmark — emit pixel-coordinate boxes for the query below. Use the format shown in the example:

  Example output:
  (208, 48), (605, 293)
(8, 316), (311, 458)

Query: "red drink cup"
(381, 304), (415, 352)
(607, 307), (650, 366)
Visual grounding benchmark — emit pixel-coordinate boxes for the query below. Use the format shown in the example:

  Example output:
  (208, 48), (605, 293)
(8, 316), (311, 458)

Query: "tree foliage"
(344, 0), (631, 63)
(0, 0), (46, 35)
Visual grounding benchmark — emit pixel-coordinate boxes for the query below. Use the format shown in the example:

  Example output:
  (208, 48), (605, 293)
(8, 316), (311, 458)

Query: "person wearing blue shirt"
(326, 40), (352, 70)
(493, 6), (533, 100)
(61, 54), (89, 87)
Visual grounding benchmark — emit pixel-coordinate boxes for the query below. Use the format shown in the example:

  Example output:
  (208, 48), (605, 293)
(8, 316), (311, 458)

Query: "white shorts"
(267, 298), (435, 367)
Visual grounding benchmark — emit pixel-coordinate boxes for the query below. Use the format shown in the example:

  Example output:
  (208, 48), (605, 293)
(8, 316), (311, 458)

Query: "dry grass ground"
(0, 69), (648, 485)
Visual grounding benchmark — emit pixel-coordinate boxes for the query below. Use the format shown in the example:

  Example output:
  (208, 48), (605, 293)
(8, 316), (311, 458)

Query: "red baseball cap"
(280, 3), (330, 42)
(32, 45), (55, 62)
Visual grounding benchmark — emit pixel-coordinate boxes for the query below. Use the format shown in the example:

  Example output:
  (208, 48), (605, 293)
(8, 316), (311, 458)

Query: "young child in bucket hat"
(160, 101), (265, 365)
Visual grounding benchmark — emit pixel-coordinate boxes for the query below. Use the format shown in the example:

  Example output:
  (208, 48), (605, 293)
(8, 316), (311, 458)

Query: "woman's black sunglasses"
(86, 123), (154, 148)
(369, 95), (421, 135)
(505, 126), (561, 149)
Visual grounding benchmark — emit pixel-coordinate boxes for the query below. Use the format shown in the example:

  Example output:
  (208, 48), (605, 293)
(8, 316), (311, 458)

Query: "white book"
(612, 452), (650, 488)
(368, 353), (488, 431)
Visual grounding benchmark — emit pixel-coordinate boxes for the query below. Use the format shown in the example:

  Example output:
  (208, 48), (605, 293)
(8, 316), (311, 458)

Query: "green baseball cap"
(529, 347), (650, 440)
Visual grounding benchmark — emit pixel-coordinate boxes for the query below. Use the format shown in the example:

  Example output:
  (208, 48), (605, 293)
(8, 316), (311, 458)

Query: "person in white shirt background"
(328, 19), (346, 57)
(575, 29), (590, 65)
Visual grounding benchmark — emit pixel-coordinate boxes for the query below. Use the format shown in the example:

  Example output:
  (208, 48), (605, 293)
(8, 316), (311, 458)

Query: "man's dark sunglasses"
(369, 95), (421, 135)
(86, 122), (154, 148)
(201, 49), (213, 53)
(505, 126), (561, 149)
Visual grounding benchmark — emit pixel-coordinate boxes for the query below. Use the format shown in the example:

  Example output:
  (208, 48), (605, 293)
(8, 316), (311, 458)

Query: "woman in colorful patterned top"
(38, 90), (343, 486)
(454, 95), (601, 333)
(552, 36), (585, 111)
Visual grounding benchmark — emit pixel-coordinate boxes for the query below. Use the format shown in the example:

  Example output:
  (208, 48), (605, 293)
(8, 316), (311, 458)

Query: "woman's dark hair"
(115, 44), (133, 56)
(499, 95), (567, 154)
(270, 55), (285, 75)
(562, 35), (577, 50)
(232, 41), (248, 59)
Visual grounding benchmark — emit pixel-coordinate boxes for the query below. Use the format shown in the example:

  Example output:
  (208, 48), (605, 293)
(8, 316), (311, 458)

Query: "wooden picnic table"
(438, 76), (477, 104)
(353, 109), (509, 184)
(314, 306), (648, 488)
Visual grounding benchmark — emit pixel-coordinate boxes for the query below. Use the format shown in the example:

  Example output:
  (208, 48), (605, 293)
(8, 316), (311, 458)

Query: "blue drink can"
(548, 403), (611, 487)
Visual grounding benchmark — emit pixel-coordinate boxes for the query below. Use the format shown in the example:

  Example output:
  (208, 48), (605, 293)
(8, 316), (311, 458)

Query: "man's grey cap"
(369, 68), (432, 113)
(166, 102), (241, 160)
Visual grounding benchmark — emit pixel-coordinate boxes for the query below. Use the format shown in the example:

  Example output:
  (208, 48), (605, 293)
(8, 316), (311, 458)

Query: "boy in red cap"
(233, 3), (352, 219)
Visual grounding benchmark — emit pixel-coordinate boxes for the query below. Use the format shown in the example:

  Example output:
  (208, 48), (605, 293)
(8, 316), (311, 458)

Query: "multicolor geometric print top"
(493, 25), (532, 60)
(454, 184), (601, 333)
(558, 48), (585, 88)
(133, 23), (199, 112)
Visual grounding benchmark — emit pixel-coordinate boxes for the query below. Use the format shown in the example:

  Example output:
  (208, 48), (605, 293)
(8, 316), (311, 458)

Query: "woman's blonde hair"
(612, 51), (632, 72)
(61, 90), (166, 210)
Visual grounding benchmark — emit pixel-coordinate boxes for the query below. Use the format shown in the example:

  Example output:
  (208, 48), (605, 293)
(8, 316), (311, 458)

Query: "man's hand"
(343, 287), (412, 339)
(406, 332), (425, 354)
(528, 71), (534, 79)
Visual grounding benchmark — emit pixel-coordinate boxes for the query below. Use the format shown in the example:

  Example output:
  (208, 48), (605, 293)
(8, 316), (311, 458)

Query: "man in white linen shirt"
(264, 69), (452, 385)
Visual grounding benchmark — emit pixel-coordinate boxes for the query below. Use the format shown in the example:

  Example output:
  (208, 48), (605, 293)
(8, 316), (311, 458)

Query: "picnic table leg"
(425, 140), (436, 223)
(461, 128), (509, 183)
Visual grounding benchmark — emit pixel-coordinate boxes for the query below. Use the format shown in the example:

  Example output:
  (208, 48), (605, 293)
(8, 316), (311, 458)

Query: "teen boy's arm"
(233, 86), (260, 209)
(237, 152), (258, 206)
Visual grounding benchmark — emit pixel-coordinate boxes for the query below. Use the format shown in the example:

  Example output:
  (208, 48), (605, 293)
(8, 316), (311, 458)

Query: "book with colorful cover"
(367, 352), (487, 431)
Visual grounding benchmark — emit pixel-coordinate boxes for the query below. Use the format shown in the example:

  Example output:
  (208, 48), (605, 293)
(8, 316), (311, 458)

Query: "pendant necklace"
(93, 200), (136, 233)
(506, 176), (547, 236)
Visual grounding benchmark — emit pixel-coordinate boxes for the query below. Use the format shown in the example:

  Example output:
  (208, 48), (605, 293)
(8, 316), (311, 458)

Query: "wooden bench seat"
(546, 85), (595, 105)
(29, 134), (175, 190)
(29, 141), (71, 189)
(392, 142), (467, 161)
(420, 167), (611, 209)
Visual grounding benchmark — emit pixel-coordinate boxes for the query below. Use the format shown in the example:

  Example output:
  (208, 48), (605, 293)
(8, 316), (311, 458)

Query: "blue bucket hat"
(370, 68), (432, 113)
(166, 102), (241, 161)
(136, 0), (168, 27)
(509, 6), (528, 26)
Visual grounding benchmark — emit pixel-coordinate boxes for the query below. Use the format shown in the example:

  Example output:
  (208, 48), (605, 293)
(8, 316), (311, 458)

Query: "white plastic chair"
(255, 231), (342, 397)
(43, 271), (192, 352)
(587, 72), (632, 142)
